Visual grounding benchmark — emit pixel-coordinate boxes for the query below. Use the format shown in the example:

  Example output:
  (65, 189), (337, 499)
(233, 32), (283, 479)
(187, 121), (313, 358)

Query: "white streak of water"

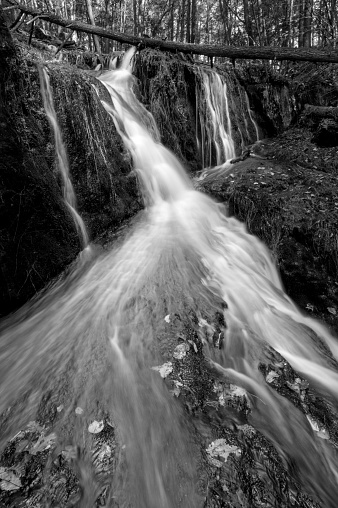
(197, 70), (236, 168)
(245, 91), (260, 142)
(38, 66), (89, 248)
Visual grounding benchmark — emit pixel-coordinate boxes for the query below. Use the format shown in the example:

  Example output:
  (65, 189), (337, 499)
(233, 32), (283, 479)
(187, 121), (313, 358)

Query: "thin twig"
(28, 19), (34, 45)
(26, 14), (42, 25)
(3, 5), (20, 10)
(55, 30), (74, 56)
(10, 11), (25, 31)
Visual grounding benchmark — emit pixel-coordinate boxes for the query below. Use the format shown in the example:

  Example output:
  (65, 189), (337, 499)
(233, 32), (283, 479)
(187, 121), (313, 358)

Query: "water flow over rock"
(97, 48), (338, 506)
(39, 66), (89, 248)
(245, 91), (260, 142)
(0, 48), (338, 507)
(196, 70), (236, 167)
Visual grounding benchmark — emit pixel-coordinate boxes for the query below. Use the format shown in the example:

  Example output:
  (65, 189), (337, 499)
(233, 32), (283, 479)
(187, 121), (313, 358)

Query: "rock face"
(0, 15), (141, 317)
(0, 12), (81, 317)
(235, 63), (296, 135)
(134, 50), (202, 172)
(134, 50), (296, 171)
(44, 65), (141, 239)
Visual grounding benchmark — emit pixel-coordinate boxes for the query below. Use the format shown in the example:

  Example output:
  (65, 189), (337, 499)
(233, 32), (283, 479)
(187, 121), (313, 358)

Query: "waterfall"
(196, 70), (236, 167)
(0, 49), (337, 507)
(38, 66), (89, 248)
(96, 48), (338, 506)
(195, 68), (260, 169)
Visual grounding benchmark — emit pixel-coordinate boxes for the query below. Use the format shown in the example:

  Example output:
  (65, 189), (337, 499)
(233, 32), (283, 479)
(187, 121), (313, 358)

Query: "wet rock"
(0, 414), (118, 507)
(235, 63), (296, 136)
(197, 139), (338, 332)
(0, 13), (81, 317)
(312, 118), (338, 147)
(0, 32), (143, 317)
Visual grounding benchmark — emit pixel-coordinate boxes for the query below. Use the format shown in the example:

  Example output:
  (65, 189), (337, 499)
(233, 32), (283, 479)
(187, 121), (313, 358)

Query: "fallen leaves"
(88, 421), (104, 434)
(151, 362), (173, 378)
(173, 342), (190, 360)
(206, 439), (241, 468)
(213, 382), (251, 409)
(266, 371), (280, 384)
(0, 468), (22, 492)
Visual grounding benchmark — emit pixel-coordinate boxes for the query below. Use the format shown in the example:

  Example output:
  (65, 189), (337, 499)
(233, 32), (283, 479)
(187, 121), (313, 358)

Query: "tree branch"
(5, 1), (338, 63)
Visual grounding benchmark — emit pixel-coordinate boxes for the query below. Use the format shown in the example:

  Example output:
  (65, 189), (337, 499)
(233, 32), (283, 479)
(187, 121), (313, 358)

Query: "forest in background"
(2, 0), (337, 57)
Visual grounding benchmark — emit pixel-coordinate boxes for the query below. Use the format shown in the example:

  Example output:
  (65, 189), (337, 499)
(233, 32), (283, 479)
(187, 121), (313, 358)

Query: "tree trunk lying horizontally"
(303, 104), (338, 119)
(5, 1), (338, 63)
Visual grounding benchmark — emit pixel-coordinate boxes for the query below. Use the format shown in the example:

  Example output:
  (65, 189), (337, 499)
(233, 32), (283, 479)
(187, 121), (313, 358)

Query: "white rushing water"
(196, 70), (236, 168)
(196, 70), (260, 182)
(0, 49), (338, 507)
(39, 66), (89, 248)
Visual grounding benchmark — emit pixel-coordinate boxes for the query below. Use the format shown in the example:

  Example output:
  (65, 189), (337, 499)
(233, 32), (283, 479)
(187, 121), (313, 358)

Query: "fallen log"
(5, 1), (338, 63)
(304, 104), (338, 119)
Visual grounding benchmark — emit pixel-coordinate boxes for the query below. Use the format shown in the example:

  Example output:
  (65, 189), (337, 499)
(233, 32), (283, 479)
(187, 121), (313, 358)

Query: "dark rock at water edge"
(134, 49), (202, 171)
(42, 64), (141, 239)
(134, 50), (297, 170)
(197, 135), (338, 332)
(235, 63), (296, 136)
(0, 12), (80, 318)
(0, 17), (141, 318)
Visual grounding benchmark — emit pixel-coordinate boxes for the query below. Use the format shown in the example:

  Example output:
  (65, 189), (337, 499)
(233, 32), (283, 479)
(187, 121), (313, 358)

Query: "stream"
(0, 48), (338, 507)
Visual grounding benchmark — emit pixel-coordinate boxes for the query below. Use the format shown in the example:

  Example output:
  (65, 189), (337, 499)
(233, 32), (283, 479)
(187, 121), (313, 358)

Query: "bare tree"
(85, 0), (101, 52)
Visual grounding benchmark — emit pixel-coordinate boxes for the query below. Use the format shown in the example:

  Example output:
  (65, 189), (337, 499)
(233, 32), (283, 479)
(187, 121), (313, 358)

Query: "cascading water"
(1, 49), (338, 507)
(196, 68), (261, 183)
(196, 70), (236, 168)
(39, 66), (89, 248)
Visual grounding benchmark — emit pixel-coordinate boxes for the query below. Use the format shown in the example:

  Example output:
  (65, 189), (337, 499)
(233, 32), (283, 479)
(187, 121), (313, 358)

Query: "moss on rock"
(0, 25), (142, 317)
(0, 13), (80, 317)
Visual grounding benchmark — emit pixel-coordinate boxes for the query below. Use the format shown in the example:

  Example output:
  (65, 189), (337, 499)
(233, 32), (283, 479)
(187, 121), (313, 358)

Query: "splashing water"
(1, 48), (338, 506)
(39, 66), (89, 248)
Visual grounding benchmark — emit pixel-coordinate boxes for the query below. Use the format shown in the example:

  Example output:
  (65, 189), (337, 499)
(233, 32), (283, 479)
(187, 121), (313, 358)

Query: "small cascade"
(97, 50), (191, 207)
(196, 70), (236, 168)
(245, 91), (260, 142)
(195, 68), (262, 171)
(38, 66), (89, 248)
